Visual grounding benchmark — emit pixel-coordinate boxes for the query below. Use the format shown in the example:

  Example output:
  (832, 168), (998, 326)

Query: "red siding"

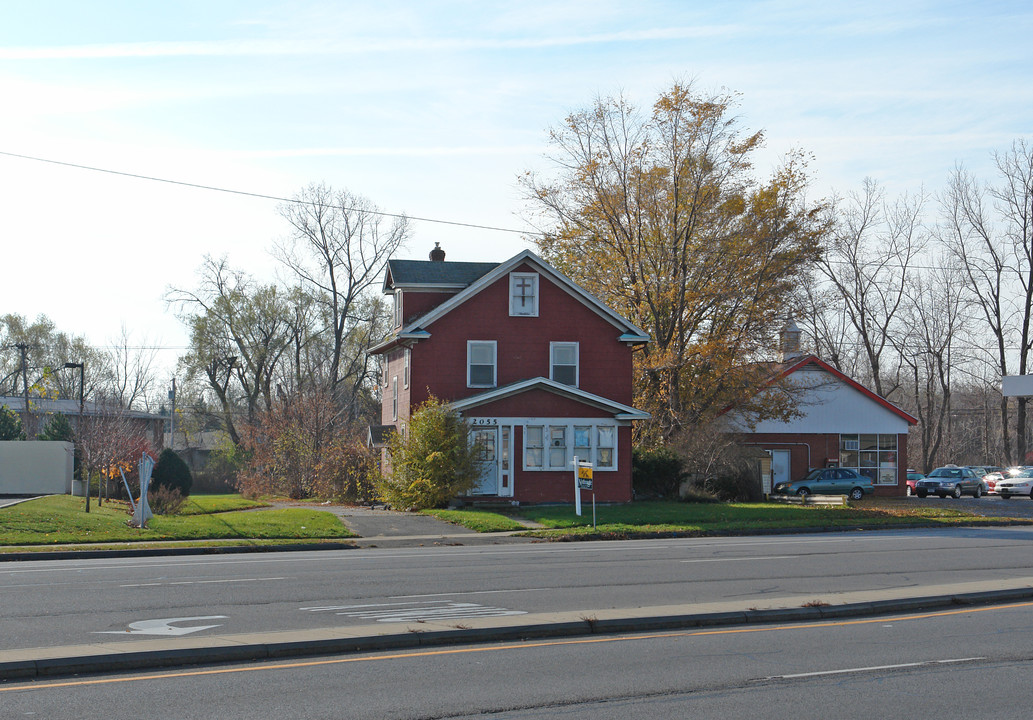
(380, 257), (641, 504)
(400, 290), (459, 327)
(459, 389), (613, 418)
(409, 263), (635, 409)
(741, 431), (909, 497)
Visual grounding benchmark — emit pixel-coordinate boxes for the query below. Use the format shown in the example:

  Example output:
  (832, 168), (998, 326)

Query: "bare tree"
(892, 255), (968, 472)
(940, 140), (1033, 463)
(167, 257), (295, 446)
(276, 184), (408, 423)
(102, 325), (160, 411)
(817, 179), (927, 398)
(74, 394), (153, 512)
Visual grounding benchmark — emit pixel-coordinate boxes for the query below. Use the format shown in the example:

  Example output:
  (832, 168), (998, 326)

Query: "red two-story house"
(369, 244), (650, 504)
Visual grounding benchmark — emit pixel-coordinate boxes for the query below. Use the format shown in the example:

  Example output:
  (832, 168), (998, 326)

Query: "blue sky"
(1, 1), (1030, 370)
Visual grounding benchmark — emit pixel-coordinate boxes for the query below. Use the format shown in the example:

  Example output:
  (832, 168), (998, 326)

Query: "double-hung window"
(551, 342), (578, 386)
(574, 426), (591, 461)
(549, 426), (567, 468)
(525, 426), (544, 468)
(596, 426), (615, 468)
(510, 273), (539, 316)
(467, 341), (497, 387)
(391, 376), (398, 421)
(403, 349), (410, 389)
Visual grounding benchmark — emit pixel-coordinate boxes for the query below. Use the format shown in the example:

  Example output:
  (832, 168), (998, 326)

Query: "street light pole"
(63, 362), (86, 512)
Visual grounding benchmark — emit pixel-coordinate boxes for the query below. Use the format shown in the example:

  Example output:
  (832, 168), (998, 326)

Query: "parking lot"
(903, 494), (1033, 518)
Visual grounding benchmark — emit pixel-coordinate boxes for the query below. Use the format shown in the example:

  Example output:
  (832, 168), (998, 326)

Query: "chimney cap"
(429, 242), (446, 262)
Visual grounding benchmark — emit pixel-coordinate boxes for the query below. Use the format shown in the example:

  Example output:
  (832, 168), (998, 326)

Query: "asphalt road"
(6, 525), (1033, 653)
(4, 597), (1032, 719)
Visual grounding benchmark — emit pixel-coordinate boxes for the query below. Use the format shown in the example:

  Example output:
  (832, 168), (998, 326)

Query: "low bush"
(377, 396), (482, 510)
(147, 484), (186, 515)
(632, 446), (687, 499)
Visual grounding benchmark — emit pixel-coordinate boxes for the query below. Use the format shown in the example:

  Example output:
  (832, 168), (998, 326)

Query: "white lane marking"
(0, 545), (676, 575)
(680, 556), (793, 563)
(761, 657), (986, 680)
(2, 528), (1019, 577)
(302, 600), (527, 622)
(94, 616), (228, 636)
(119, 576), (286, 588)
(390, 588), (546, 599)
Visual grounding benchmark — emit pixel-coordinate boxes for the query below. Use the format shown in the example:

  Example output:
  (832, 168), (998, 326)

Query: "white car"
(996, 469), (1033, 499)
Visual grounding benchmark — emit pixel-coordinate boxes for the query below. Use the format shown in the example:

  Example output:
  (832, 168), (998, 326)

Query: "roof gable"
(449, 377), (650, 420)
(775, 356), (918, 425)
(396, 250), (650, 342)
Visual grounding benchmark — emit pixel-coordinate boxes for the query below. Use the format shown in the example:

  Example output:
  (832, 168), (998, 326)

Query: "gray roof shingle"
(385, 259), (499, 290)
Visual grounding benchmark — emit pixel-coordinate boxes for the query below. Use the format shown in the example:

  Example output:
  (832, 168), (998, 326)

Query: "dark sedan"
(914, 466), (984, 498)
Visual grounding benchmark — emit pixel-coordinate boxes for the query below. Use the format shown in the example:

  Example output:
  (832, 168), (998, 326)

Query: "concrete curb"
(0, 542), (360, 562)
(5, 586), (1033, 681)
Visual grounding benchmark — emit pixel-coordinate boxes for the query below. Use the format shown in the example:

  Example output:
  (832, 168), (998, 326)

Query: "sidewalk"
(5, 576), (1033, 681)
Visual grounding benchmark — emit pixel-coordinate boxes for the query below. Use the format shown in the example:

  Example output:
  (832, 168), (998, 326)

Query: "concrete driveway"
(268, 501), (536, 548)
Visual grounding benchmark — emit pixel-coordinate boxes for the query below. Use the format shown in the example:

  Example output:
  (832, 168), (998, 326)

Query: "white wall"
(731, 368), (911, 435)
(0, 441), (74, 495)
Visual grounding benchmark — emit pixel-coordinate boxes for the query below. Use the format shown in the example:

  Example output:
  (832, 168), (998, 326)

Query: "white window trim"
(509, 272), (539, 317)
(403, 348), (410, 389)
(467, 340), (498, 388)
(521, 421), (618, 472)
(394, 290), (403, 328)
(550, 341), (579, 387)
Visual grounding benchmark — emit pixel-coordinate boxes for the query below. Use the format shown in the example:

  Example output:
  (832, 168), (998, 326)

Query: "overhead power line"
(0, 149), (531, 236)
(0, 149), (1016, 273)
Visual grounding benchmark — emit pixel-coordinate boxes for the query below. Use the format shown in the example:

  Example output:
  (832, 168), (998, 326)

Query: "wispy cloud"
(0, 26), (745, 60)
(236, 145), (547, 158)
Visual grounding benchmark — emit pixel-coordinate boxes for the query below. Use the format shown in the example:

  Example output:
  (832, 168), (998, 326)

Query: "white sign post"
(574, 458), (595, 527)
(573, 455), (582, 516)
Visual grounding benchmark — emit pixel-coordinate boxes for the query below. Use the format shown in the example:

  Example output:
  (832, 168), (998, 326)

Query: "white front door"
(470, 428), (499, 495)
(770, 449), (791, 487)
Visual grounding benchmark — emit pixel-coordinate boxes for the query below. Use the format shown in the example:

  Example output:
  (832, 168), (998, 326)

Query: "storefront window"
(840, 434), (897, 485)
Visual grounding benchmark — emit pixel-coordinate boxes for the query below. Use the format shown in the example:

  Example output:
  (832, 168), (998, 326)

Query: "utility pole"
(168, 377), (176, 450)
(15, 343), (32, 439)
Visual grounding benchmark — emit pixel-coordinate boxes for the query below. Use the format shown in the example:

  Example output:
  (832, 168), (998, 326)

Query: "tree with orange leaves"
(522, 83), (829, 443)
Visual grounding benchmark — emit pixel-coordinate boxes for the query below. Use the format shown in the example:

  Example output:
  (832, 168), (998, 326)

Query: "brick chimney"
(429, 242), (445, 262)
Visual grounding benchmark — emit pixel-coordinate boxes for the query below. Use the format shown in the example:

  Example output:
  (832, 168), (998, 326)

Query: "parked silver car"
(914, 466), (984, 499)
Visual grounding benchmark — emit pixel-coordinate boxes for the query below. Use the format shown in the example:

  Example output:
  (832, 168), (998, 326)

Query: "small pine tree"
(39, 413), (75, 442)
(0, 405), (24, 441)
(151, 448), (193, 497)
(377, 396), (482, 510)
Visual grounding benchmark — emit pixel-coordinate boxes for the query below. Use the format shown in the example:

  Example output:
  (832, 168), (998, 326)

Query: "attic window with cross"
(510, 272), (539, 316)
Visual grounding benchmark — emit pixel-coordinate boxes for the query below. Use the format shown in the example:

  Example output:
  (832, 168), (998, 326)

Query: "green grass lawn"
(0, 495), (355, 547)
(423, 509), (528, 532)
(177, 494), (270, 515)
(429, 499), (1033, 538)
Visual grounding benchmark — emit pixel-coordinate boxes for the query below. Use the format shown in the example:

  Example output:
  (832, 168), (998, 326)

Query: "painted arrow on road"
(95, 616), (228, 636)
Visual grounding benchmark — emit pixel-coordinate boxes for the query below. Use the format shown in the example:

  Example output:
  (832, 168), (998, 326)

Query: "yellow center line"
(5, 600), (1030, 693)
